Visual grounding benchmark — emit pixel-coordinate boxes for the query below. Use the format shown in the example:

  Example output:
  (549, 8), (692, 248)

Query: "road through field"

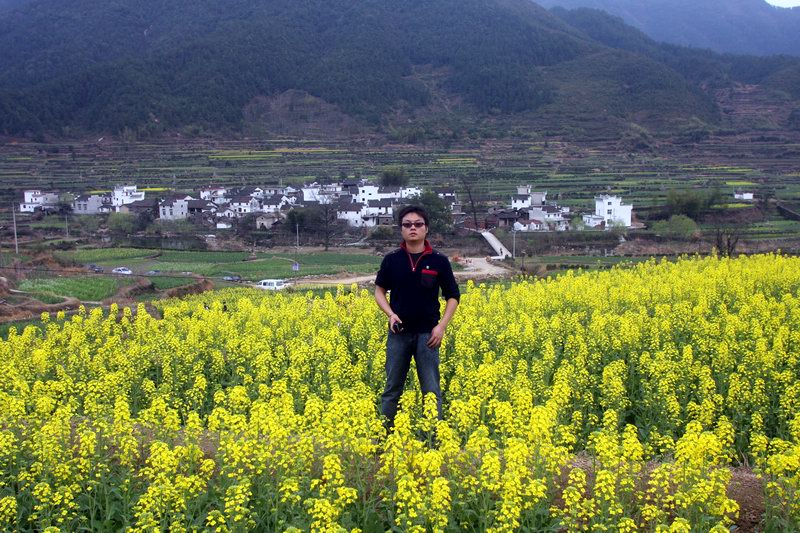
(291, 257), (510, 288)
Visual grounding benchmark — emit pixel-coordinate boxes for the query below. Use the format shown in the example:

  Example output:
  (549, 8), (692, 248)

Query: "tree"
(307, 202), (339, 251)
(107, 212), (136, 236)
(652, 215), (699, 240)
(666, 187), (721, 219)
(404, 191), (452, 235)
(380, 166), (409, 187)
(715, 227), (740, 257)
(455, 175), (482, 230)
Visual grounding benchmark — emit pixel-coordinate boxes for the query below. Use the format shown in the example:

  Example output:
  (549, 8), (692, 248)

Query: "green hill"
(1, 0), (798, 139)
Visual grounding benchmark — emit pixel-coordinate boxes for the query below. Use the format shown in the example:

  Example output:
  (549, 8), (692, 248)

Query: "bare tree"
(715, 227), (740, 257)
(459, 175), (480, 230)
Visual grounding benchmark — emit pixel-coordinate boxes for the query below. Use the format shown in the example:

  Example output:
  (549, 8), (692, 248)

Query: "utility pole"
(512, 228), (516, 260)
(65, 215), (69, 238)
(12, 204), (19, 255)
(295, 223), (299, 261)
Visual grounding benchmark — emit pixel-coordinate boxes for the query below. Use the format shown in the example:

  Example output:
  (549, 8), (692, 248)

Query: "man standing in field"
(374, 205), (460, 428)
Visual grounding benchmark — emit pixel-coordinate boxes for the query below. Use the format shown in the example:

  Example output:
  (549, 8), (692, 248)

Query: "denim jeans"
(381, 330), (442, 426)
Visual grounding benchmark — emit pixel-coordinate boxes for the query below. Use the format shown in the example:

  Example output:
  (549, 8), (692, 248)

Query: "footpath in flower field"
(0, 254), (798, 532)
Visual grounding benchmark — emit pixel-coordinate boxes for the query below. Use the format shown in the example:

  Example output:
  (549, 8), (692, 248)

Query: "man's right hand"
(390, 313), (403, 333)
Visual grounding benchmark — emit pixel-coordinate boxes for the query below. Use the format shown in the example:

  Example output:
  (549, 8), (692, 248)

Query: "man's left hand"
(427, 324), (446, 348)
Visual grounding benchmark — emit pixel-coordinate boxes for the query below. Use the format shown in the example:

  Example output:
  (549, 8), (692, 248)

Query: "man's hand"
(390, 313), (403, 333)
(427, 323), (446, 348)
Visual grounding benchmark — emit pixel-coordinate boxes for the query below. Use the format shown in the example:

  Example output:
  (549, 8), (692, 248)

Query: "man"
(375, 205), (460, 427)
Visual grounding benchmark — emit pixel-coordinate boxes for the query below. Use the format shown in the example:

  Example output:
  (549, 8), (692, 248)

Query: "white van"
(255, 279), (289, 290)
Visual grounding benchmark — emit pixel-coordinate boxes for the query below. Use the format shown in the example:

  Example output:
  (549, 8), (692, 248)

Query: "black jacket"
(375, 240), (460, 333)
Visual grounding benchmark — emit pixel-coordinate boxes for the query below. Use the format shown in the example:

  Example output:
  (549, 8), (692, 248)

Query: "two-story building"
(20, 190), (60, 212)
(112, 185), (146, 211)
(591, 194), (632, 228)
(159, 197), (192, 220)
(73, 194), (112, 215)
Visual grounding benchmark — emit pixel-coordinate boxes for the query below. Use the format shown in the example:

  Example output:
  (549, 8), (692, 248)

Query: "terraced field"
(2, 135), (798, 208)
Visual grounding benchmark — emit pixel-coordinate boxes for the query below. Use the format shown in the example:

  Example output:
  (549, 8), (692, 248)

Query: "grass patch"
(149, 276), (194, 290)
(18, 277), (130, 301)
(56, 248), (158, 264)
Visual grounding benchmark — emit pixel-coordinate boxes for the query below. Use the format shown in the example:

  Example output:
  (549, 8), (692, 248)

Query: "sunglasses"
(401, 221), (426, 229)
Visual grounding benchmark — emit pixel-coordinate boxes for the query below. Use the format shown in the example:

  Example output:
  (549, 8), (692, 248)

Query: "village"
(18, 180), (639, 235)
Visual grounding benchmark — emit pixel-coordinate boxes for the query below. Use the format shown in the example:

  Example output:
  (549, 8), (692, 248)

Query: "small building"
(187, 199), (218, 219)
(72, 194), (111, 215)
(112, 185), (145, 211)
(582, 214), (606, 229)
(337, 202), (366, 227)
(20, 190), (60, 212)
(159, 198), (190, 220)
(514, 218), (545, 232)
(511, 194), (531, 210)
(121, 198), (159, 218)
(497, 209), (521, 228)
(594, 194), (632, 228)
(200, 187), (227, 201)
(734, 191), (754, 201)
(229, 196), (261, 216)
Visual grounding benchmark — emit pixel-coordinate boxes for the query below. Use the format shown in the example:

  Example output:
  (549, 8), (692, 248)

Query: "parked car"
(222, 275), (242, 282)
(86, 264), (104, 273)
(146, 270), (161, 275)
(111, 267), (133, 275)
(255, 279), (290, 290)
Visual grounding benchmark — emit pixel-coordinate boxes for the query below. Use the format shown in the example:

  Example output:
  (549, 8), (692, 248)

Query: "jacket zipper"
(407, 249), (432, 272)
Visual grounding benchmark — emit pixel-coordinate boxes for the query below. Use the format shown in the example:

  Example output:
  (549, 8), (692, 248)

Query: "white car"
(255, 279), (290, 290)
(112, 267), (133, 275)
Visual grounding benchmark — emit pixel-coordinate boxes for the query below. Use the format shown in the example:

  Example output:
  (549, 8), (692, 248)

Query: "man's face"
(400, 213), (428, 243)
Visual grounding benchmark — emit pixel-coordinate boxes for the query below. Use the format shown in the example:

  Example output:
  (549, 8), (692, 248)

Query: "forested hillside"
(1, 0), (799, 139)
(537, 0), (800, 56)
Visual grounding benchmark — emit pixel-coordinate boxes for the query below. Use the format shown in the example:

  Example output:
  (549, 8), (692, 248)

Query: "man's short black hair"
(397, 205), (429, 227)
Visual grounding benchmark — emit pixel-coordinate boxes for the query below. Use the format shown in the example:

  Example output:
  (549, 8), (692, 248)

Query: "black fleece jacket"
(375, 240), (460, 334)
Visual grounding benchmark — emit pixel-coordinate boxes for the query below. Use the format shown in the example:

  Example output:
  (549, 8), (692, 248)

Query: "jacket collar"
(400, 239), (433, 254)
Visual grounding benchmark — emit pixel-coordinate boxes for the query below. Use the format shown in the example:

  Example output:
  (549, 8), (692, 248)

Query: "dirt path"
(291, 257), (511, 288)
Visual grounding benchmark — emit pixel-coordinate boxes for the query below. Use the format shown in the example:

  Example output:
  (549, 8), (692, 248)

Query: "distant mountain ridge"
(535, 0), (800, 56)
(1, 0), (799, 139)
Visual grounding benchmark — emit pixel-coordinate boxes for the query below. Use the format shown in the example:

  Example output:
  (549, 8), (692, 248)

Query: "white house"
(734, 191), (754, 201)
(229, 196), (261, 216)
(516, 186), (547, 204)
(354, 184), (380, 204)
(595, 194), (632, 228)
(200, 187), (227, 201)
(257, 186), (285, 197)
(513, 218), (545, 232)
(112, 185), (145, 211)
(262, 194), (293, 213)
(400, 186), (423, 199)
(511, 194), (531, 210)
(20, 190), (60, 212)
(159, 198), (190, 220)
(363, 199), (394, 217)
(511, 188), (547, 211)
(582, 214), (606, 229)
(336, 202), (367, 227)
(529, 205), (570, 230)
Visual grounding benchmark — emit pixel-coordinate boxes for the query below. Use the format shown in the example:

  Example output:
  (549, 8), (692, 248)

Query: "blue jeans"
(381, 330), (442, 426)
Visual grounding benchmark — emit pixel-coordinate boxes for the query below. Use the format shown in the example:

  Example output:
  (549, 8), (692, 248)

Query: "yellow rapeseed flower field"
(1, 254), (799, 531)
